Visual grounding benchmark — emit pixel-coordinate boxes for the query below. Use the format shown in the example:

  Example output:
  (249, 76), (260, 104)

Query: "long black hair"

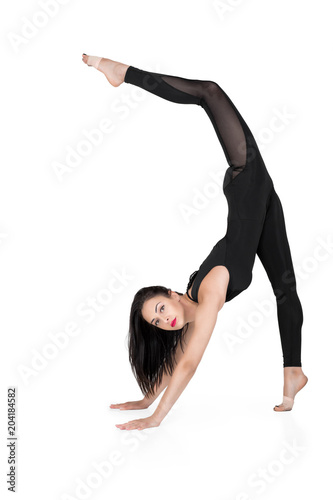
(128, 285), (189, 398)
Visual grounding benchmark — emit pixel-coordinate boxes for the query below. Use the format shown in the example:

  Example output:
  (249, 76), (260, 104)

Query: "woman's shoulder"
(197, 265), (230, 310)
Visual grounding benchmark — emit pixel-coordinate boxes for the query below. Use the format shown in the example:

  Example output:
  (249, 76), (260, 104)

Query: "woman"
(82, 54), (308, 430)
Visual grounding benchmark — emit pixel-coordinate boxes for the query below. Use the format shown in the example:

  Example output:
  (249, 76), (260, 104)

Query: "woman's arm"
(111, 322), (194, 411)
(142, 321), (196, 405)
(115, 296), (222, 429)
(152, 297), (221, 424)
(115, 270), (228, 430)
(110, 371), (173, 412)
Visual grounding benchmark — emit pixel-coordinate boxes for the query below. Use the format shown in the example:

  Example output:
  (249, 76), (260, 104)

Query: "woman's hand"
(109, 398), (150, 411)
(115, 415), (160, 431)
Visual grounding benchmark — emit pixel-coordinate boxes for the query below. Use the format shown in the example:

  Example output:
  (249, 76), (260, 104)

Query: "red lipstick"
(171, 317), (177, 327)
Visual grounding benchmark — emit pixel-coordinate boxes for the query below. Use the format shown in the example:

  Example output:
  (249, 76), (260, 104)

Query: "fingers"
(110, 403), (129, 410)
(110, 401), (143, 410)
(115, 420), (143, 431)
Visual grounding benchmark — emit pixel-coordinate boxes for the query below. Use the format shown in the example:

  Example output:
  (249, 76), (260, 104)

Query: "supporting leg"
(257, 189), (303, 367)
(256, 189), (308, 410)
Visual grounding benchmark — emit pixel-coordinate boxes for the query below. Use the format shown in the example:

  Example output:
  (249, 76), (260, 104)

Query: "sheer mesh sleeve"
(124, 66), (250, 177)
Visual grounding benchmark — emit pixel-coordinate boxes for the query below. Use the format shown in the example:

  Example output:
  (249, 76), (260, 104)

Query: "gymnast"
(82, 54), (308, 430)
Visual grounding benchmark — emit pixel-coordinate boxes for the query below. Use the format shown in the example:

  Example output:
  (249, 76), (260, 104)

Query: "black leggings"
(124, 66), (303, 367)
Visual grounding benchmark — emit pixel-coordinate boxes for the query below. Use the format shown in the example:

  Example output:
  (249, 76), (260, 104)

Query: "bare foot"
(274, 367), (308, 412)
(82, 53), (130, 87)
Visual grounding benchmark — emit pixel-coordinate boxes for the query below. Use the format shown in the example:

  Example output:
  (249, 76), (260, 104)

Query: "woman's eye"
(154, 305), (164, 325)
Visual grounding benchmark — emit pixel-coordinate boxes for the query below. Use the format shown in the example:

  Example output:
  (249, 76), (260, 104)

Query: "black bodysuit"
(124, 65), (303, 367)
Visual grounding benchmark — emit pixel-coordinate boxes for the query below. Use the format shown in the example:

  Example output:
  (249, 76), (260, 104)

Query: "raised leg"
(82, 55), (254, 176)
(123, 65), (249, 174)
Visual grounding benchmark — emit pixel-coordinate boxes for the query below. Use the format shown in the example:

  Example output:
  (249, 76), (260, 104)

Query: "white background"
(1, 0), (332, 499)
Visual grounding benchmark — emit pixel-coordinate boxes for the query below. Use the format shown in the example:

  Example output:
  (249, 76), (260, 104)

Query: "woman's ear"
(170, 290), (180, 301)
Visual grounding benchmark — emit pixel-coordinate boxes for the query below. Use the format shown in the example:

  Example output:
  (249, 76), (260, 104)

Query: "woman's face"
(141, 291), (186, 330)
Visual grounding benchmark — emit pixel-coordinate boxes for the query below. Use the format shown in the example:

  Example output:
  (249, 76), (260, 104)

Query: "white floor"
(1, 1), (332, 499)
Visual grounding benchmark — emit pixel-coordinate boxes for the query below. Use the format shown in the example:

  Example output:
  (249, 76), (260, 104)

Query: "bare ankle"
(284, 366), (302, 373)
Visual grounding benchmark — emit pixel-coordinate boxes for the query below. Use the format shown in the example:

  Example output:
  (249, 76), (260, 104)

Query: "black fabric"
(124, 65), (303, 367)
